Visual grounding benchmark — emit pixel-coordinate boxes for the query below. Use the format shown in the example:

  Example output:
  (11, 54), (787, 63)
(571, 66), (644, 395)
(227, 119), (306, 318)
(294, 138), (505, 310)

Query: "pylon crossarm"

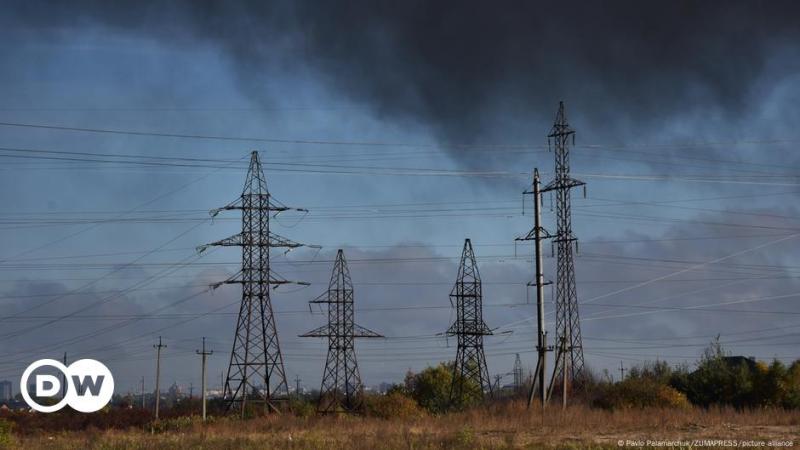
(541, 177), (585, 193)
(209, 197), (242, 218)
(210, 274), (308, 290)
(299, 325), (331, 338)
(199, 231), (308, 251)
(308, 291), (329, 304)
(353, 324), (383, 338)
(269, 231), (305, 249)
(268, 197), (307, 216)
(209, 197), (305, 218)
(204, 233), (244, 249)
(209, 270), (243, 290)
(269, 270), (310, 287)
(516, 226), (553, 242)
(273, 279), (311, 287)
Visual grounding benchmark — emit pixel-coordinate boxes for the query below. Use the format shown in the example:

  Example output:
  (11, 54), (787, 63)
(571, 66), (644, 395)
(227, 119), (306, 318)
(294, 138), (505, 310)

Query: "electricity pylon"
(517, 168), (553, 409)
(301, 249), (382, 414)
(447, 239), (493, 407)
(541, 102), (587, 405)
(513, 353), (524, 390)
(200, 150), (310, 416)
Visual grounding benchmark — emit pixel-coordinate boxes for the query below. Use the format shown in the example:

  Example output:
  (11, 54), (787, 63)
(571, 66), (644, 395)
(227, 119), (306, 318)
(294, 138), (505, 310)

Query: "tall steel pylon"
(541, 102), (587, 399)
(200, 150), (310, 416)
(447, 239), (493, 406)
(301, 249), (382, 414)
(512, 353), (524, 390)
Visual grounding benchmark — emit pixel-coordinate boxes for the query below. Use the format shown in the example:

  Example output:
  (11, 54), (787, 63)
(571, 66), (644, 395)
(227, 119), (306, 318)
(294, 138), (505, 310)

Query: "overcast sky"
(1, 0), (799, 396)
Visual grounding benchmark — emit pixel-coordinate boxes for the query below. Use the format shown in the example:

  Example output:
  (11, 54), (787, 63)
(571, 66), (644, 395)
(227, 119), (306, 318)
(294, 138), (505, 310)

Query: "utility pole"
(619, 361), (626, 381)
(140, 376), (145, 409)
(542, 102), (586, 406)
(189, 383), (194, 400)
(447, 239), (493, 407)
(200, 151), (311, 416)
(301, 250), (383, 414)
(196, 337), (213, 421)
(294, 375), (301, 397)
(154, 336), (166, 420)
(519, 168), (554, 410)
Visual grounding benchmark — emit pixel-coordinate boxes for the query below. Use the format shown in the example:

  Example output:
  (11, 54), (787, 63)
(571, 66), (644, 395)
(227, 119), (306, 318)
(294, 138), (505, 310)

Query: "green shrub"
(594, 377), (689, 409)
(151, 415), (197, 433)
(0, 419), (14, 448)
(403, 362), (483, 413)
(621, 340), (800, 410)
(365, 392), (425, 419)
(289, 397), (317, 418)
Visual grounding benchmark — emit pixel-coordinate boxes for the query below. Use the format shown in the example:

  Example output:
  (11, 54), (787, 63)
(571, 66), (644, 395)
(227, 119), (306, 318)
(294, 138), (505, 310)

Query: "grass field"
(3, 401), (798, 449)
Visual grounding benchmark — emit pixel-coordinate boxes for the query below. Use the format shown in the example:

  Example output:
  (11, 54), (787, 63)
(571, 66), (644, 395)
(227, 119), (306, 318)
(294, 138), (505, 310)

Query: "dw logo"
(20, 359), (114, 413)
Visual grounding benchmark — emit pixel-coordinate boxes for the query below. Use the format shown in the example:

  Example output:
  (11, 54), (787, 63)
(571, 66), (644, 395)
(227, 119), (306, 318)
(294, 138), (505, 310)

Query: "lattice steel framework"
(541, 102), (586, 391)
(301, 249), (382, 414)
(513, 353), (524, 389)
(447, 239), (493, 406)
(200, 151), (309, 416)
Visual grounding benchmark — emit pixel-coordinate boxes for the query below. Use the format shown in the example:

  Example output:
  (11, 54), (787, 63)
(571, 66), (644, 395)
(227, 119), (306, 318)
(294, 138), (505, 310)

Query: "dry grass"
(5, 401), (799, 449)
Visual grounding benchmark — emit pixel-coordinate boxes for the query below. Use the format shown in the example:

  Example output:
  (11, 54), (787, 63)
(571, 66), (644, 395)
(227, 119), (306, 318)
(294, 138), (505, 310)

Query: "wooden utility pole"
(196, 337), (213, 421)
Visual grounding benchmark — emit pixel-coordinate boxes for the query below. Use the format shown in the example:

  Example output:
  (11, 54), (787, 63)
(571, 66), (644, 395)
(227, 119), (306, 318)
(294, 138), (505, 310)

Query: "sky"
(1, 0), (800, 397)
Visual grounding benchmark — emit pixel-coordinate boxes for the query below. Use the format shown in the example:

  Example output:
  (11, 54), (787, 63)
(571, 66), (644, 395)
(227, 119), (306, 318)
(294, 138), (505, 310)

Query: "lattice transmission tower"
(200, 151), (310, 416)
(541, 102), (587, 398)
(447, 239), (493, 406)
(513, 353), (524, 390)
(301, 249), (382, 414)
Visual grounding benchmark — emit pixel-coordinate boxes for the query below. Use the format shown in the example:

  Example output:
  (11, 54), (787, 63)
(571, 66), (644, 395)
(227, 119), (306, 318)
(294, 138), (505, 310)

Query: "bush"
(619, 340), (800, 410)
(594, 377), (689, 410)
(0, 418), (14, 447)
(289, 397), (317, 418)
(403, 362), (483, 413)
(0, 407), (152, 434)
(365, 392), (425, 419)
(150, 415), (197, 433)
(683, 340), (756, 408)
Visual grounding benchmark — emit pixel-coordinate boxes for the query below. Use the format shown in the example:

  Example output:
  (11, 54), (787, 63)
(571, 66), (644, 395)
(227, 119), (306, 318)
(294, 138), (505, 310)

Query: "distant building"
(0, 380), (11, 401)
(723, 356), (757, 371)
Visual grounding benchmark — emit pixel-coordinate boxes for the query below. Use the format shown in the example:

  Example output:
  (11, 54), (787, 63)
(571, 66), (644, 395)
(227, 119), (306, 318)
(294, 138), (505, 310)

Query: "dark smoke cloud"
(5, 0), (800, 148)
